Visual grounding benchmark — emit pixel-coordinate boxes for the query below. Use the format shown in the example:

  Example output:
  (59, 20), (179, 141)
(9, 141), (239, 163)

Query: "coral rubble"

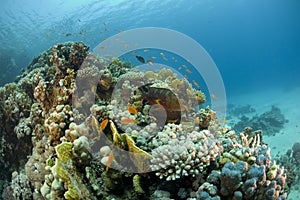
(0, 42), (290, 200)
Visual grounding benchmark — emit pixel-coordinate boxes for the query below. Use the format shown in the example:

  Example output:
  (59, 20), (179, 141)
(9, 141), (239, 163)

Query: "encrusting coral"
(0, 42), (290, 200)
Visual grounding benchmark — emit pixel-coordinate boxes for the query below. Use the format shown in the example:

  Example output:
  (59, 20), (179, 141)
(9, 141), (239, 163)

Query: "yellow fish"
(193, 80), (200, 88)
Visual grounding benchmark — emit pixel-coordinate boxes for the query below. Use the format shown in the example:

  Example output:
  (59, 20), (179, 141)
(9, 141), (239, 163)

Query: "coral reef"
(0, 42), (290, 200)
(234, 105), (287, 136)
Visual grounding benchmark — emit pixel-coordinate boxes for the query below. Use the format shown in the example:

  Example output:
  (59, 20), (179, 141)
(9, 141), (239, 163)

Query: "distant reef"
(233, 105), (287, 136)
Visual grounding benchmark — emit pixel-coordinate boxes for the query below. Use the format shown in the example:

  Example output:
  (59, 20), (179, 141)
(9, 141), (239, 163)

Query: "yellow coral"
(125, 134), (152, 172)
(52, 142), (90, 200)
(133, 174), (144, 194)
(267, 162), (278, 180)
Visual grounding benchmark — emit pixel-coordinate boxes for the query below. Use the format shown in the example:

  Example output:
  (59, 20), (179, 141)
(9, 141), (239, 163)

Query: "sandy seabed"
(227, 85), (300, 200)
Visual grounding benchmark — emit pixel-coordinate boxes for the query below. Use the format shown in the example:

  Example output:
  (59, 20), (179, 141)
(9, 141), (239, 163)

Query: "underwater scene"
(0, 0), (300, 199)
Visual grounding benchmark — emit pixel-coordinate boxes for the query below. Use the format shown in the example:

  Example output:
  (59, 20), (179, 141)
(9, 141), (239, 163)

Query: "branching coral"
(149, 124), (223, 180)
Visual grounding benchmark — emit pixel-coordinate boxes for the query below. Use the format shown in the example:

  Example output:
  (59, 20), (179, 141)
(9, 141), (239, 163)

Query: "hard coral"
(0, 42), (291, 200)
(150, 124), (223, 181)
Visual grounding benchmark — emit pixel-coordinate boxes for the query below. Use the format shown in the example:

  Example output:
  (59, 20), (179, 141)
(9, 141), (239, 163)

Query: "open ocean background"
(1, 0), (299, 98)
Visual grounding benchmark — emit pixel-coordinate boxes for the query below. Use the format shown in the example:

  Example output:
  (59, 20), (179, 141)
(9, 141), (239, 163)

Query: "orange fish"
(99, 119), (109, 132)
(143, 49), (149, 52)
(163, 57), (168, 61)
(160, 52), (165, 56)
(125, 44), (129, 48)
(99, 45), (105, 49)
(91, 85), (96, 92)
(121, 118), (137, 124)
(220, 119), (229, 124)
(211, 94), (217, 100)
(185, 69), (192, 74)
(105, 150), (114, 172)
(128, 105), (138, 115)
(193, 80), (200, 88)
(147, 60), (154, 65)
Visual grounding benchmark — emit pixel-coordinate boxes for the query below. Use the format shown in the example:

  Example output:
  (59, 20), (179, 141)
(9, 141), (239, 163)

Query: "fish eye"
(142, 86), (149, 93)
(138, 85), (149, 93)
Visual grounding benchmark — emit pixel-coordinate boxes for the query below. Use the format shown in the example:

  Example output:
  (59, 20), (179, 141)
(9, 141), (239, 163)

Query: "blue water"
(1, 0), (300, 97)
